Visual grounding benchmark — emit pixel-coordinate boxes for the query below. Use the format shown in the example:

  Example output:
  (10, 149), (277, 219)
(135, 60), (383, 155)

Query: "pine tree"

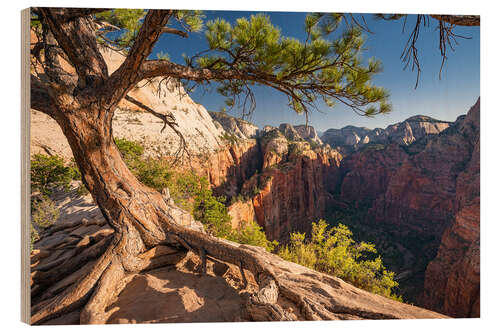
(29, 8), (470, 323)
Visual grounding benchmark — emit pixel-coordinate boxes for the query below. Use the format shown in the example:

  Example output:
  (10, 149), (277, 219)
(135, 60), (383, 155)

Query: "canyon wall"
(248, 134), (341, 241)
(332, 99), (480, 317)
(222, 126), (341, 241)
(419, 100), (480, 317)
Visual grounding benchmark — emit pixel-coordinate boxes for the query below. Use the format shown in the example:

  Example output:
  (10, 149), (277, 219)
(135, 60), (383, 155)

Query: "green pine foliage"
(95, 9), (146, 48)
(94, 9), (204, 50)
(278, 219), (402, 301)
(195, 14), (391, 116)
(88, 10), (390, 116)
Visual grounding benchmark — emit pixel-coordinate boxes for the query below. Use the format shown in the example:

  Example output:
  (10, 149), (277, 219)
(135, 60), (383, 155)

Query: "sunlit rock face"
(219, 124), (342, 242)
(246, 129), (342, 241)
(210, 111), (259, 139)
(293, 125), (323, 146)
(31, 47), (228, 160)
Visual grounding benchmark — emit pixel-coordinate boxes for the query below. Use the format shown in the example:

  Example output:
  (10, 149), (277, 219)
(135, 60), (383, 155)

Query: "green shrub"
(31, 196), (59, 229)
(278, 219), (402, 301)
(31, 154), (80, 195)
(31, 195), (59, 251)
(115, 137), (172, 191)
(134, 158), (172, 190)
(191, 176), (233, 238)
(308, 140), (321, 150)
(219, 132), (240, 145)
(115, 137), (144, 160)
(229, 221), (278, 252)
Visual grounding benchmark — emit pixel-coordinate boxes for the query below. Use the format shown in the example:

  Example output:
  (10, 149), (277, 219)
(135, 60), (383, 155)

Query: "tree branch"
(40, 25), (77, 89)
(124, 94), (190, 165)
(31, 75), (58, 118)
(140, 60), (249, 82)
(139, 59), (388, 117)
(39, 8), (108, 88)
(103, 10), (174, 107)
(430, 15), (480, 27)
(124, 94), (176, 132)
(60, 8), (110, 22)
(161, 27), (188, 38)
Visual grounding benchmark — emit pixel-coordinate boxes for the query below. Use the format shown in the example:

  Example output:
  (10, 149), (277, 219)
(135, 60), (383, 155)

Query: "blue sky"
(152, 11), (480, 131)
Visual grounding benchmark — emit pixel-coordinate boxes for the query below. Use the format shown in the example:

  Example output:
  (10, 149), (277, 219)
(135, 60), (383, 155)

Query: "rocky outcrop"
(321, 115), (451, 154)
(212, 124), (341, 239)
(210, 112), (259, 139)
(236, 129), (342, 241)
(277, 123), (323, 146)
(278, 123), (303, 142)
(293, 125), (323, 146)
(321, 125), (371, 152)
(332, 99), (480, 317)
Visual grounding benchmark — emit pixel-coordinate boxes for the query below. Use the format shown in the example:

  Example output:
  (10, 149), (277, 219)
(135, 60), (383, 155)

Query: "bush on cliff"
(31, 195), (60, 229)
(30, 154), (81, 251)
(229, 220), (278, 252)
(278, 219), (402, 301)
(115, 138), (273, 249)
(31, 154), (80, 195)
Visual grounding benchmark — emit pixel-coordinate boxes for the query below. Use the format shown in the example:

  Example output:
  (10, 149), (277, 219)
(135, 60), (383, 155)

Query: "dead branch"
(123, 94), (191, 165)
(430, 15), (480, 27)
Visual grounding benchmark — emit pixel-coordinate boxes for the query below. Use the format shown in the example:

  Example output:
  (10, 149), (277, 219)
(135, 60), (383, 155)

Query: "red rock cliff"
(334, 99), (480, 317)
(238, 130), (342, 241)
(419, 99), (480, 317)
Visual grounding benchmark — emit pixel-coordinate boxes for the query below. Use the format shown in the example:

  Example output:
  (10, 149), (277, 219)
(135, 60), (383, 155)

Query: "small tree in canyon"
(29, 8), (472, 323)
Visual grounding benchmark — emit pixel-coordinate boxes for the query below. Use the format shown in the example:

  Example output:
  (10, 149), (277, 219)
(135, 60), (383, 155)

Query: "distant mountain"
(321, 115), (453, 154)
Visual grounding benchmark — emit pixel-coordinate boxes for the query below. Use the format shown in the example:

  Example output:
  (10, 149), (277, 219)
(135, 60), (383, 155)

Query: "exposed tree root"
(31, 238), (119, 324)
(31, 202), (447, 325)
(31, 235), (111, 298)
(80, 257), (125, 324)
